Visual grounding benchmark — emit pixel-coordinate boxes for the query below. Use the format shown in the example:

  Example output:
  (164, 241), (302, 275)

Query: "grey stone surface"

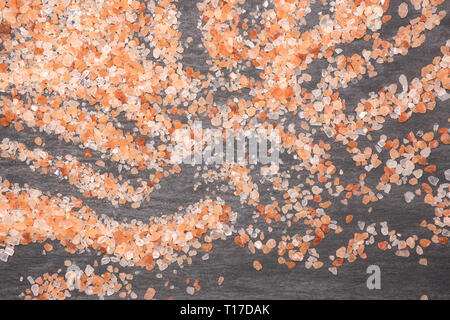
(0, 0), (449, 299)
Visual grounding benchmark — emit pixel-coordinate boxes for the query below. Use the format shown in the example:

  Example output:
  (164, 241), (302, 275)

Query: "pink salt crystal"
(398, 3), (408, 19)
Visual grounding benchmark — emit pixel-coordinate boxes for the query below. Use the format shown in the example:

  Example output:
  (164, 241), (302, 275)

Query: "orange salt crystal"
(37, 96), (47, 105)
(378, 241), (388, 251)
(345, 215), (353, 224)
(440, 133), (450, 144)
(15, 122), (24, 131)
(313, 261), (323, 269)
(398, 112), (409, 123)
(144, 288), (156, 300)
(285, 262), (296, 269)
(258, 112), (267, 121)
(136, 137), (146, 146)
(234, 234), (248, 247)
(415, 102), (426, 113)
(419, 239), (431, 248)
(253, 260), (262, 271)
(438, 236), (448, 244)
(34, 137), (42, 146)
(201, 243), (213, 252)
(422, 132), (434, 142)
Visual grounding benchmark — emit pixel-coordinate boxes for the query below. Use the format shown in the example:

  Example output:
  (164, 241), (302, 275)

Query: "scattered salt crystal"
(4, 246), (14, 256)
(386, 159), (397, 168)
(0, 251), (8, 262)
(186, 286), (195, 295)
(101, 256), (110, 265)
(313, 102), (324, 112)
(395, 249), (410, 258)
(438, 92), (450, 101)
(31, 284), (39, 296)
(413, 169), (423, 179)
(404, 191), (415, 203)
(324, 128), (333, 138)
(444, 169), (450, 181)
(419, 258), (428, 266)
(85, 264), (94, 276)
(398, 3), (408, 18)
(428, 176), (439, 186)
(416, 246), (424, 255)
(399, 74), (408, 92)
(357, 221), (365, 230)
(420, 147), (430, 158)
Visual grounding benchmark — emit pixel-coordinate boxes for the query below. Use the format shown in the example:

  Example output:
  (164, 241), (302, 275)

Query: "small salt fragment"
(0, 251), (8, 262)
(433, 124), (439, 132)
(386, 159), (397, 168)
(5, 247), (15, 256)
(438, 92), (450, 101)
(31, 284), (39, 296)
(324, 128), (333, 138)
(85, 264), (94, 276)
(398, 3), (408, 18)
(253, 260), (263, 271)
(399, 74), (408, 92)
(416, 246), (424, 255)
(144, 288), (156, 300)
(101, 256), (110, 265)
(427, 176), (439, 186)
(357, 221), (365, 230)
(186, 286), (195, 295)
(441, 169), (450, 182)
(404, 191), (415, 203)
(395, 249), (410, 258)
(328, 267), (338, 275)
(412, 170), (422, 180)
(313, 102), (324, 112)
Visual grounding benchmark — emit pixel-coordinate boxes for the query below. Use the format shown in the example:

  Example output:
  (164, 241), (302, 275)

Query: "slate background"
(0, 0), (449, 299)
